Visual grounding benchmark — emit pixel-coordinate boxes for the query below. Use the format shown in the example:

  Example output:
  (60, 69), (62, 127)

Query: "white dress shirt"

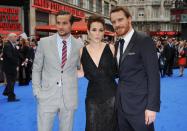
(57, 33), (72, 61)
(56, 33), (72, 87)
(117, 29), (135, 64)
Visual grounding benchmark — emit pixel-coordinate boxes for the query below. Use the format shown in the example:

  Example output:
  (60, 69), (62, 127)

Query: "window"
(63, 0), (69, 3)
(152, 9), (159, 18)
(138, 13), (144, 17)
(96, 0), (102, 13)
(165, 9), (170, 18)
(138, 8), (145, 18)
(77, 0), (84, 8)
(111, 5), (115, 10)
(36, 11), (49, 37)
(104, 2), (109, 16)
(122, 0), (128, 4)
(61, 0), (73, 4)
(89, 0), (93, 11)
(36, 11), (49, 26)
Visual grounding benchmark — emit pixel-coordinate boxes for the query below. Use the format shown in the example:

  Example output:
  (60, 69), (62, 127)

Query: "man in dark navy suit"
(110, 6), (160, 131)
(163, 37), (176, 76)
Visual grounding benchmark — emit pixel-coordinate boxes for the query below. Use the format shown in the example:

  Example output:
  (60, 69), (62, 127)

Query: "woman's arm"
(77, 47), (84, 78)
(108, 43), (115, 57)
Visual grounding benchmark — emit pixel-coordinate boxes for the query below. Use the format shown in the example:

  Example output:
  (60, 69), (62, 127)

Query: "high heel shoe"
(179, 74), (183, 77)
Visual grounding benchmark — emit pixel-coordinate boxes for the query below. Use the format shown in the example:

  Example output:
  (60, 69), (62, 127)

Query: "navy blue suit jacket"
(115, 31), (160, 115)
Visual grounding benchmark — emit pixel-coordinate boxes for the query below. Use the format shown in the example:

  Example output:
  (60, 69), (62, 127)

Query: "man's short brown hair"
(110, 6), (131, 18)
(56, 11), (75, 25)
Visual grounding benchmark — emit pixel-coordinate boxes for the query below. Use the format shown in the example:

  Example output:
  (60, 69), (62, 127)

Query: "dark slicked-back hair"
(56, 11), (75, 25)
(110, 6), (131, 18)
(87, 15), (105, 30)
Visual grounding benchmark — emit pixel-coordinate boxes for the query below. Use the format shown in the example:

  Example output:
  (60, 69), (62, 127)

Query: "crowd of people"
(31, 7), (160, 131)
(0, 5), (186, 131)
(0, 34), (37, 101)
(154, 36), (187, 77)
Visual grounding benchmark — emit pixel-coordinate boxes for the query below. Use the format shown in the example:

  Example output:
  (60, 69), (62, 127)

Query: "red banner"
(0, 7), (19, 14)
(33, 0), (85, 18)
(0, 23), (22, 30)
(0, 7), (22, 31)
(171, 9), (187, 15)
(150, 31), (180, 36)
(0, 14), (19, 22)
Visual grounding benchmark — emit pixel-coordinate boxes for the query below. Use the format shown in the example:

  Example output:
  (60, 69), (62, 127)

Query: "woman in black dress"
(79, 15), (117, 131)
(18, 38), (30, 85)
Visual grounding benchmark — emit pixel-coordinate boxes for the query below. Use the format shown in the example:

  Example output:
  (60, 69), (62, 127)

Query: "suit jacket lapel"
(67, 35), (74, 61)
(50, 34), (61, 66)
(114, 41), (119, 69)
(119, 31), (137, 67)
(63, 35), (75, 70)
(8, 41), (15, 49)
(8, 41), (17, 55)
(114, 41), (119, 57)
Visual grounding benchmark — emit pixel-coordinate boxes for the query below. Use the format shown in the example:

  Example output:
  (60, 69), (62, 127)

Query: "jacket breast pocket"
(125, 52), (140, 65)
(127, 52), (136, 56)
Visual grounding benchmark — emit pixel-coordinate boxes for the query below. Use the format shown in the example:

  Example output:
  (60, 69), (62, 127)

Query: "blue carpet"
(0, 69), (187, 131)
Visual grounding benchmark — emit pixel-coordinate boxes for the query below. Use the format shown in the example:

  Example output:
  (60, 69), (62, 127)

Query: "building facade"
(0, 0), (30, 37)
(0, 0), (118, 38)
(119, 0), (181, 36)
(30, 0), (118, 37)
(171, 0), (187, 39)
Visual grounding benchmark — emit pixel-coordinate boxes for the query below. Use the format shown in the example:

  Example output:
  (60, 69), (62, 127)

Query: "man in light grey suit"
(32, 11), (83, 131)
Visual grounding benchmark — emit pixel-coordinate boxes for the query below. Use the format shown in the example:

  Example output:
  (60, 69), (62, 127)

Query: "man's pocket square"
(127, 52), (136, 55)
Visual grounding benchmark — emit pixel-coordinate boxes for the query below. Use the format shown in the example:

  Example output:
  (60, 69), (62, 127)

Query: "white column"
(49, 14), (56, 25)
(102, 0), (104, 15)
(93, 0), (96, 12)
(30, 0), (36, 36)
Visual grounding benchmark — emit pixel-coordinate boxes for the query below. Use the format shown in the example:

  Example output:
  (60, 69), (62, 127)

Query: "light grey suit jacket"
(32, 34), (83, 110)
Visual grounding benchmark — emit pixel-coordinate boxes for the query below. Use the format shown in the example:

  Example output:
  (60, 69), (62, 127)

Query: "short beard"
(58, 31), (70, 38)
(116, 26), (130, 37)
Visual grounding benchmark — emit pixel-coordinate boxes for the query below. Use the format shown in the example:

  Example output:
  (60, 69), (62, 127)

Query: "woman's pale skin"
(78, 22), (115, 77)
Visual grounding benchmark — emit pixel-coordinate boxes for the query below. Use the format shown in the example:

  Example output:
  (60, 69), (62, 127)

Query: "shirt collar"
(9, 40), (16, 47)
(57, 33), (71, 45)
(122, 28), (134, 43)
(168, 42), (172, 47)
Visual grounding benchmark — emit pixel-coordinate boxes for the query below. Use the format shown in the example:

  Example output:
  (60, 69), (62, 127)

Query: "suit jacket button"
(61, 71), (63, 73)
(57, 82), (59, 85)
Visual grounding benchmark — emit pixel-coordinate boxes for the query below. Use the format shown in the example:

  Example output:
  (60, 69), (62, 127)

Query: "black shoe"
(8, 98), (20, 102)
(2, 92), (8, 96)
(179, 74), (183, 77)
